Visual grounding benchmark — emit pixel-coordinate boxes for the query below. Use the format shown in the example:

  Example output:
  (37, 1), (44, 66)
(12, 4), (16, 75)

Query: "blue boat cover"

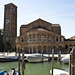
(0, 71), (7, 75)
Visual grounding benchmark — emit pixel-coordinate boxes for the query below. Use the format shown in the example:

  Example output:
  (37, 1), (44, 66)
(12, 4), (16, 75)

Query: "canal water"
(0, 61), (69, 75)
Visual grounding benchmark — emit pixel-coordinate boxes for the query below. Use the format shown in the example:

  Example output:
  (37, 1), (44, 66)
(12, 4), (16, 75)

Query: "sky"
(0, 0), (75, 38)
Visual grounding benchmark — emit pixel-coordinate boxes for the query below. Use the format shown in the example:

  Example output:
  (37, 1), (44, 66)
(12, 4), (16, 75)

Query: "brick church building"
(3, 3), (75, 53)
(16, 18), (75, 53)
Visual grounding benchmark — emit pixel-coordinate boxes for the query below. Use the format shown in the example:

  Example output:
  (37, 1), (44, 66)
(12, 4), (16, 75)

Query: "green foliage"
(0, 29), (4, 52)
(6, 42), (11, 50)
(14, 46), (16, 52)
(0, 29), (3, 36)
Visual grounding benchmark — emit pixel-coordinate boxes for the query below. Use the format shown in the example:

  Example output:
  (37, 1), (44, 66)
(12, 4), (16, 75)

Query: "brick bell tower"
(3, 3), (17, 51)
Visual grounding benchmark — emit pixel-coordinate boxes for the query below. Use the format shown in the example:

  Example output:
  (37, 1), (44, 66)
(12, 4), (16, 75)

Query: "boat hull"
(0, 56), (18, 62)
(61, 54), (69, 64)
(0, 71), (7, 75)
(50, 69), (69, 75)
(61, 58), (69, 64)
(27, 54), (48, 63)
(27, 58), (48, 63)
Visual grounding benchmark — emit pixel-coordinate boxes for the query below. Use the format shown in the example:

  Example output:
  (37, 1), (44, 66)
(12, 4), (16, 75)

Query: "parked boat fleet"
(0, 52), (69, 75)
(0, 52), (70, 63)
(0, 53), (48, 62)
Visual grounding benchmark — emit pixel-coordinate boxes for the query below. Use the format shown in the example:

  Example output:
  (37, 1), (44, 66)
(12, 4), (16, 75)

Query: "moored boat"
(0, 56), (18, 62)
(61, 54), (70, 64)
(0, 71), (7, 75)
(8, 68), (21, 75)
(27, 53), (48, 63)
(0, 68), (21, 75)
(50, 69), (69, 75)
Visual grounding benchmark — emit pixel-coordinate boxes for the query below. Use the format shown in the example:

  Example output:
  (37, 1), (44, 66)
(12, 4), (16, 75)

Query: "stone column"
(36, 47), (38, 53)
(31, 35), (33, 41)
(54, 36), (56, 42)
(49, 36), (51, 41)
(36, 37), (37, 41)
(51, 35), (53, 42)
(29, 47), (30, 54)
(59, 36), (60, 42)
(41, 36), (43, 41)
(46, 46), (48, 53)
(32, 47), (33, 53)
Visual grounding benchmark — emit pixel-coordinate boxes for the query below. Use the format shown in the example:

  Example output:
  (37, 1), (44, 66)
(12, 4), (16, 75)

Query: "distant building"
(3, 3), (75, 53)
(3, 3), (17, 51)
(16, 18), (75, 53)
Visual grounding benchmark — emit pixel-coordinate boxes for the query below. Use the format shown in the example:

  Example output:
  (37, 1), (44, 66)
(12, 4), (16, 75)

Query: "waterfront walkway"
(0, 52), (68, 58)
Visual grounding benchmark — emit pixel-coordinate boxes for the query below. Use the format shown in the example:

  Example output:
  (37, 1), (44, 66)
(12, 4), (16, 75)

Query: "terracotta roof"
(69, 36), (75, 40)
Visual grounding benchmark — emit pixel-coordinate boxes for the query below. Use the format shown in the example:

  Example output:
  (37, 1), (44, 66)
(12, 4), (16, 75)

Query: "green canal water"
(0, 61), (69, 75)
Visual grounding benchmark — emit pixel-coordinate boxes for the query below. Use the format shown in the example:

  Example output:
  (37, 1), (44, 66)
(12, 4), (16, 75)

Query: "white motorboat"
(0, 56), (18, 62)
(27, 53), (48, 63)
(61, 54), (70, 64)
(50, 69), (69, 75)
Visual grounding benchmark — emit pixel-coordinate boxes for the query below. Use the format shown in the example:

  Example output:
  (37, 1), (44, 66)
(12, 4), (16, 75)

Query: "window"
(21, 38), (24, 42)
(56, 37), (58, 41)
(65, 45), (68, 49)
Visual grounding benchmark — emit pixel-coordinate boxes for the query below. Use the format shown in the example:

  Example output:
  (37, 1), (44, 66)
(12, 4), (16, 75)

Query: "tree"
(0, 29), (4, 52)
(6, 42), (11, 50)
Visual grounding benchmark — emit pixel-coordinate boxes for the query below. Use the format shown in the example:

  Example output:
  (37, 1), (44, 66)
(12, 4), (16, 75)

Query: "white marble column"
(46, 46), (48, 53)
(29, 47), (30, 54)
(36, 36), (38, 41)
(32, 47), (33, 53)
(36, 47), (38, 53)
(41, 36), (43, 41)
(42, 47), (43, 53)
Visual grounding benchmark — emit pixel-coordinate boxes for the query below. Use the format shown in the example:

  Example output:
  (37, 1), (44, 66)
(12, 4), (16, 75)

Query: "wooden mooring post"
(58, 50), (61, 63)
(69, 47), (75, 75)
(22, 48), (25, 75)
(18, 49), (21, 75)
(69, 54), (71, 75)
(52, 49), (54, 75)
(42, 47), (43, 63)
(48, 48), (51, 61)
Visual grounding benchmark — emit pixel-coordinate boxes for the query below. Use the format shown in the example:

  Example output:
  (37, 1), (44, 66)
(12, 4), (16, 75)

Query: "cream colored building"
(16, 18), (75, 53)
